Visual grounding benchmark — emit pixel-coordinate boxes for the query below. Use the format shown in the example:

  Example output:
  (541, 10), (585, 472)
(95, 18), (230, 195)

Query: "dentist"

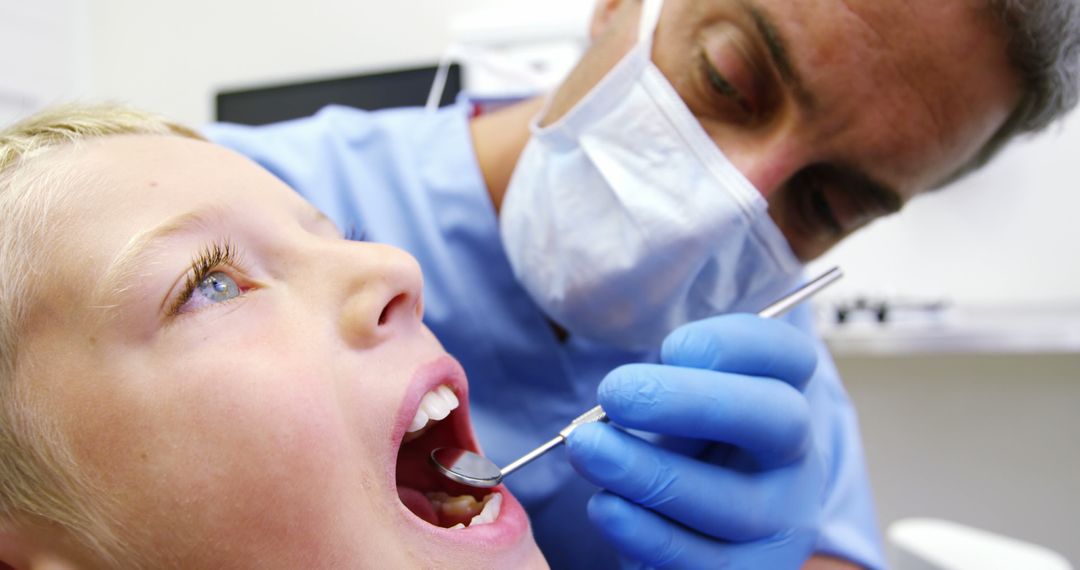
(207, 0), (1080, 567)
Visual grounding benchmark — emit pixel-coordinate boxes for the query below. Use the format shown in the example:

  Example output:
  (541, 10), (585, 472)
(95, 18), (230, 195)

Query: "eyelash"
(343, 224), (366, 241)
(702, 57), (750, 112)
(168, 240), (245, 316)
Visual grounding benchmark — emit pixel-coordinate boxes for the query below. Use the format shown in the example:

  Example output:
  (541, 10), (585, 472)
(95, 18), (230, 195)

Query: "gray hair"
(962, 0), (1080, 176)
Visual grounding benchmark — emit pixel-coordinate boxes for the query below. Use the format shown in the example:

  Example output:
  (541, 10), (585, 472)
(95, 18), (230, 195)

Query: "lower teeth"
(426, 492), (502, 529)
(467, 493), (502, 526)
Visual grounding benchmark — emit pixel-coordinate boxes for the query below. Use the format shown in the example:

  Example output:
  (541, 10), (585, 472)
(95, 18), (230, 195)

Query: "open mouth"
(395, 384), (502, 530)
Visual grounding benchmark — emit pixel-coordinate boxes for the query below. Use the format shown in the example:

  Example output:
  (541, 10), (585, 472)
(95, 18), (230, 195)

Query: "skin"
(3, 136), (547, 569)
(468, 0), (1021, 567)
(472, 0), (1020, 260)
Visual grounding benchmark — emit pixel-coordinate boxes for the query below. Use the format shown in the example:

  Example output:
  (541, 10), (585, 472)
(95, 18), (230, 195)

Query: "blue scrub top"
(205, 102), (885, 569)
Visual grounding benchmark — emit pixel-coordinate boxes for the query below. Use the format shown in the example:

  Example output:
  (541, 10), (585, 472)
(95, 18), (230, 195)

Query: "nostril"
(379, 293), (410, 326)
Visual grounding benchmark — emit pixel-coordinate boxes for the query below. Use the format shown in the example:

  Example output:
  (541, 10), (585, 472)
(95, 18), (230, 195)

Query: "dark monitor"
(215, 64), (461, 126)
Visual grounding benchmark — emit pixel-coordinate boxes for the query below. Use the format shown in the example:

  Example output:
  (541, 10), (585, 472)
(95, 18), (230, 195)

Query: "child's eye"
(198, 271), (240, 302)
(167, 241), (249, 316)
(176, 271), (242, 314)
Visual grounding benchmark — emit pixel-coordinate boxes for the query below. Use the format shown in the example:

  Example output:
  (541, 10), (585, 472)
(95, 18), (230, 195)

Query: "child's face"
(19, 135), (545, 568)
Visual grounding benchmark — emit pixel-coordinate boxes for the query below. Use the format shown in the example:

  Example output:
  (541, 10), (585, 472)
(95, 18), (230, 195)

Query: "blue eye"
(167, 241), (249, 316)
(196, 271), (240, 303)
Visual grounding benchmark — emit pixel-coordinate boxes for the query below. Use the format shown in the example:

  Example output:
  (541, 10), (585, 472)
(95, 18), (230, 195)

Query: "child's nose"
(336, 243), (424, 349)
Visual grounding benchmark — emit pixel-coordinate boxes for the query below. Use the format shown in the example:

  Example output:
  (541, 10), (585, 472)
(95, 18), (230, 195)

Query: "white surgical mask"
(499, 0), (803, 350)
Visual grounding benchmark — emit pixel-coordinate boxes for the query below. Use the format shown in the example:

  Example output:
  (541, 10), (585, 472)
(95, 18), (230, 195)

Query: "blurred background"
(3, 0), (1077, 565)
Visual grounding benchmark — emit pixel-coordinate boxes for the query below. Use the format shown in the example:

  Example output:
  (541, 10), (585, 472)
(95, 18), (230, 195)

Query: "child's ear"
(0, 525), (85, 570)
(0, 531), (27, 569)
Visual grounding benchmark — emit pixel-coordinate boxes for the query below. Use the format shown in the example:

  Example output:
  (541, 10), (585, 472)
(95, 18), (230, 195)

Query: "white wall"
(0, 0), (85, 124)
(78, 0), (590, 127)
(839, 353), (1080, 566)
(79, 0), (502, 126)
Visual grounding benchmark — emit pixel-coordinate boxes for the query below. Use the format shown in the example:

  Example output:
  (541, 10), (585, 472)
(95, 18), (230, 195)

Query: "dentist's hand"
(566, 314), (825, 569)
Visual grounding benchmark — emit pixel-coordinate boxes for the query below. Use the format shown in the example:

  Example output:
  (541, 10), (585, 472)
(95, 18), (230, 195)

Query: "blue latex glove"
(565, 314), (826, 569)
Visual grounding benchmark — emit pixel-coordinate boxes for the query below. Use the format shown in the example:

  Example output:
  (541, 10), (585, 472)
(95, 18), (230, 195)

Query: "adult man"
(208, 0), (1080, 567)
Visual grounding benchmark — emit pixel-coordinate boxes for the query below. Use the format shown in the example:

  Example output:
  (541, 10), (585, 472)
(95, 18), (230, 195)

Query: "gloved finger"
(652, 434), (712, 458)
(661, 314), (818, 391)
(587, 492), (818, 569)
(599, 364), (810, 467)
(567, 422), (811, 541)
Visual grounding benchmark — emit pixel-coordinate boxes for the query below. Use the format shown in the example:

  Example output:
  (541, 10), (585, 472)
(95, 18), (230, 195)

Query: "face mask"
(499, 0), (803, 350)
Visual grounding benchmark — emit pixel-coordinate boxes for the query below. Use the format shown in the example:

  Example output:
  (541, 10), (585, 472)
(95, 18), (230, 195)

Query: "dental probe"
(430, 266), (844, 489)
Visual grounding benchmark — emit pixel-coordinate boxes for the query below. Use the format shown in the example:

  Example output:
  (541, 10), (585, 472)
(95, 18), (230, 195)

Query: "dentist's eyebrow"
(92, 205), (234, 311)
(737, 0), (817, 111)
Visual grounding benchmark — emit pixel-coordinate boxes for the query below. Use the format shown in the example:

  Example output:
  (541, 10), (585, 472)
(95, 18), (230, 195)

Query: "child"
(0, 105), (546, 569)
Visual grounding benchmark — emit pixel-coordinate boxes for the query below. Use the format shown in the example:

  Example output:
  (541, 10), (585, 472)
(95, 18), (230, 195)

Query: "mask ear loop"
(427, 44), (554, 112)
(637, 0), (665, 48)
(526, 0), (666, 128)
(454, 0), (662, 115)
(426, 45), (462, 112)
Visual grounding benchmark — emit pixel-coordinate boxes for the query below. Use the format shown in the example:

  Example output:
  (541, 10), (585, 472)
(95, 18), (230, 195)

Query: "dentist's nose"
(718, 130), (809, 199)
(731, 152), (799, 199)
(337, 243), (424, 348)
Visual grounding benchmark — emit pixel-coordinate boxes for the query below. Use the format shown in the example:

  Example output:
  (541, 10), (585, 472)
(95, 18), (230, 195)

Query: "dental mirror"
(430, 266), (844, 489)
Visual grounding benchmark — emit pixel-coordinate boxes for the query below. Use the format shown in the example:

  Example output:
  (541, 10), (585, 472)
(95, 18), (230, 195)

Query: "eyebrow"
(92, 205), (338, 313)
(92, 205), (235, 312)
(737, 0), (817, 111)
(736, 1), (905, 215)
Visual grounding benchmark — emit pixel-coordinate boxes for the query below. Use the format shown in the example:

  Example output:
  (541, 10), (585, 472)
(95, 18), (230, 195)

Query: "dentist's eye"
(700, 53), (757, 118)
(168, 240), (249, 316)
(697, 26), (772, 121)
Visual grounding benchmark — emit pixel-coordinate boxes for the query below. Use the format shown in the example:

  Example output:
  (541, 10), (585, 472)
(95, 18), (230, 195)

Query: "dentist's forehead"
(655, 0), (1015, 186)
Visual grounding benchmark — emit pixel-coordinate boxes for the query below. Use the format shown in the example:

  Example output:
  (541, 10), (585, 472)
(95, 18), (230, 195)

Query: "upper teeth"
(407, 385), (459, 433)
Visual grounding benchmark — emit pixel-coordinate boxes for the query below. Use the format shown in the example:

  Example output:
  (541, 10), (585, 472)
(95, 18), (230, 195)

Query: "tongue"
(397, 486), (439, 525)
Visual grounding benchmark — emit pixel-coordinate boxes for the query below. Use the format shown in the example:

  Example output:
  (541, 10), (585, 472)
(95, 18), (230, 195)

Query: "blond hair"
(0, 104), (202, 565)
